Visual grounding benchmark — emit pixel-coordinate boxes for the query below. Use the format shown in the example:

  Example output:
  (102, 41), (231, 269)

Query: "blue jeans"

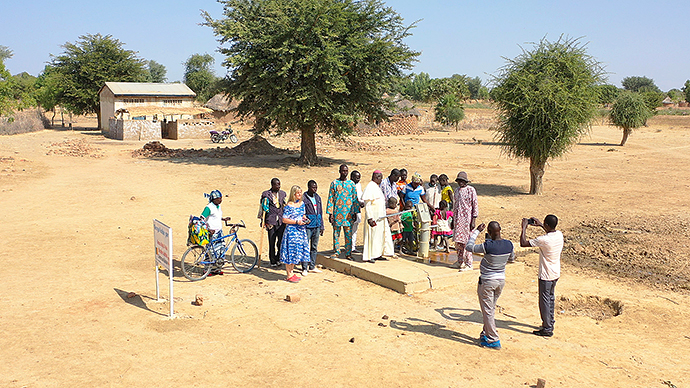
(304, 227), (321, 270)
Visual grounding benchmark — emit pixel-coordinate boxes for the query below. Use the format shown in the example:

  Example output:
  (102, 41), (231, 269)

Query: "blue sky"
(1, 0), (688, 91)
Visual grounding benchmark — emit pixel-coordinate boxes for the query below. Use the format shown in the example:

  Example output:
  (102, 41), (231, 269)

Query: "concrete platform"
(316, 250), (527, 294)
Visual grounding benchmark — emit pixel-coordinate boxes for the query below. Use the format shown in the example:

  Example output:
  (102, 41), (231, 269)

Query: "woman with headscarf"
(399, 172), (435, 212)
(452, 172), (478, 270)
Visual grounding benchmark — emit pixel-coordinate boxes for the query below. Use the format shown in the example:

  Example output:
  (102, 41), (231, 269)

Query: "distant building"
(99, 82), (214, 140)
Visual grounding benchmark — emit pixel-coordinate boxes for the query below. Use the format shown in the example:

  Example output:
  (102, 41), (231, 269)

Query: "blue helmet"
(207, 190), (222, 201)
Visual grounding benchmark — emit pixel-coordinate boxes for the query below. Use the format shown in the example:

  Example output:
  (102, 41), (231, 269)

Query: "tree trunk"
(620, 128), (631, 146)
(299, 126), (318, 165)
(96, 110), (102, 131)
(529, 157), (546, 195)
(51, 108), (55, 127)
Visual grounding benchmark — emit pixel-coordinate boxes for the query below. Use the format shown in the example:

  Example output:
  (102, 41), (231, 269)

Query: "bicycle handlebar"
(224, 219), (246, 228)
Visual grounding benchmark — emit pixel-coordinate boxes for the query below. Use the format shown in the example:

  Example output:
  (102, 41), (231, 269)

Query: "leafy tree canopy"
(0, 45), (12, 62)
(145, 60), (167, 83)
(183, 53), (219, 101)
(203, 0), (419, 164)
(50, 33), (147, 127)
(491, 36), (604, 194)
(609, 91), (652, 146)
(683, 80), (690, 103)
(434, 93), (465, 128)
(595, 84), (620, 105)
(621, 76), (661, 93)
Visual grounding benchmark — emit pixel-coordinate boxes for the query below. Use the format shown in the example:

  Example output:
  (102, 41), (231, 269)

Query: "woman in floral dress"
(452, 172), (478, 270)
(281, 185), (311, 282)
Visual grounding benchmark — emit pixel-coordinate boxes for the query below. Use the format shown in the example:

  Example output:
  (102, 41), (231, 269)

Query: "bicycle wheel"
(181, 245), (212, 281)
(210, 134), (221, 143)
(231, 239), (258, 273)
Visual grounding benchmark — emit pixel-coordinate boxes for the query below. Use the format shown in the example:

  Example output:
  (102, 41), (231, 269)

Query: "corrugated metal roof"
(102, 82), (196, 97)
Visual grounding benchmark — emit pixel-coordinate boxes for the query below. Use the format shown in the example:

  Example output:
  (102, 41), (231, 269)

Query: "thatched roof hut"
(204, 94), (240, 112)
(383, 99), (421, 117)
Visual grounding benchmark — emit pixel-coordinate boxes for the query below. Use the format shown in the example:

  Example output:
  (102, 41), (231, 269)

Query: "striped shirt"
(465, 230), (515, 280)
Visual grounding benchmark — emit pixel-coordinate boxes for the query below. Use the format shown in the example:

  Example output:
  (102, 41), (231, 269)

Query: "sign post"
(154, 219), (174, 318)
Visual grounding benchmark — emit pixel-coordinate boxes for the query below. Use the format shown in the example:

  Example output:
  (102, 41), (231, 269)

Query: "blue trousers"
(304, 228), (321, 270)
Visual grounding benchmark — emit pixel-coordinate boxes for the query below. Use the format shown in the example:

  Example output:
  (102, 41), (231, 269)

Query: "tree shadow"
(578, 142), (619, 146)
(471, 182), (527, 197)
(435, 307), (537, 335)
(114, 288), (166, 316)
(136, 153), (350, 169)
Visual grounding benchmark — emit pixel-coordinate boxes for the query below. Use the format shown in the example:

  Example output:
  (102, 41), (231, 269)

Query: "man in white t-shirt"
(520, 214), (563, 337)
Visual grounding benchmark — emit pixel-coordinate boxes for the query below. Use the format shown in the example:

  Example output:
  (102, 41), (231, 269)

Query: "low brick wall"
(108, 119), (162, 141)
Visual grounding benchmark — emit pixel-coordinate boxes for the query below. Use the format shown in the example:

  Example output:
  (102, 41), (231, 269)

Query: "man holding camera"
(520, 215), (563, 337)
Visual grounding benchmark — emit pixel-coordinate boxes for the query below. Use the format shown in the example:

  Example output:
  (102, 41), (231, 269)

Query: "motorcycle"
(210, 125), (238, 144)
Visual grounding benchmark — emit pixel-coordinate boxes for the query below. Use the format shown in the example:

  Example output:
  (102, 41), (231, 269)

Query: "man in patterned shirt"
(326, 164), (360, 259)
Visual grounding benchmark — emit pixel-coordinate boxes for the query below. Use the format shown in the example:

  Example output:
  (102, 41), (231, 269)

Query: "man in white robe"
(362, 171), (395, 262)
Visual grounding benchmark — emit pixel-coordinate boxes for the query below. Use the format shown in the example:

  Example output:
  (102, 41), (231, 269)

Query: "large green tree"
(683, 80), (690, 103)
(491, 37), (604, 194)
(50, 34), (147, 129)
(609, 91), (652, 146)
(0, 46), (17, 118)
(183, 53), (219, 102)
(434, 93), (464, 129)
(203, 0), (418, 164)
(621, 76), (661, 93)
(145, 60), (167, 83)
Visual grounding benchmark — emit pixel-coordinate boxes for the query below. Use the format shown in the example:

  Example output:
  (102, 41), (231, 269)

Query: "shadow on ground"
(436, 307), (537, 334)
(578, 142), (619, 147)
(114, 288), (166, 317)
(472, 182), (526, 197)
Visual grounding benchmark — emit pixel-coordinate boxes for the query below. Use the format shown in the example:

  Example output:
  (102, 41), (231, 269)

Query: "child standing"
(432, 200), (453, 252)
(400, 200), (417, 255)
(386, 197), (402, 251)
(439, 174), (454, 210)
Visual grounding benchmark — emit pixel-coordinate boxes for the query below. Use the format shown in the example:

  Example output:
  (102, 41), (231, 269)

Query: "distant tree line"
(0, 35), (223, 129)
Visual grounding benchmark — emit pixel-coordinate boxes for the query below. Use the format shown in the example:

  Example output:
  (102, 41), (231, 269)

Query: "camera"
(527, 218), (536, 225)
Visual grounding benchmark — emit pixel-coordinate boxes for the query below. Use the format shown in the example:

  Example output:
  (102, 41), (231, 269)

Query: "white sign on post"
(153, 219), (174, 318)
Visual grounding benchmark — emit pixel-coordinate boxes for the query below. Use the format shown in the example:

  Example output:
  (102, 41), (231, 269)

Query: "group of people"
(199, 164), (564, 349)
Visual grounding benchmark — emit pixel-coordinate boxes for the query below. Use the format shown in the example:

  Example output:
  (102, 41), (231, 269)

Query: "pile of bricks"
(46, 139), (104, 158)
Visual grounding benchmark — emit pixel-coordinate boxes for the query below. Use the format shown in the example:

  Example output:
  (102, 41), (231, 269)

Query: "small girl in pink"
(432, 200), (453, 252)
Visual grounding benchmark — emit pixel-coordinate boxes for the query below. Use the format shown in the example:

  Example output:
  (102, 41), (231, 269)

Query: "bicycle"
(181, 220), (258, 281)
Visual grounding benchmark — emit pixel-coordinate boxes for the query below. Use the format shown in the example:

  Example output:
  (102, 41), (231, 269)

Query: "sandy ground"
(1, 113), (689, 387)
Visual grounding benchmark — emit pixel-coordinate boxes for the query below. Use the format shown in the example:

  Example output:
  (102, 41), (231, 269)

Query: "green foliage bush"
(491, 36), (603, 194)
(609, 91), (652, 146)
(434, 93), (465, 128)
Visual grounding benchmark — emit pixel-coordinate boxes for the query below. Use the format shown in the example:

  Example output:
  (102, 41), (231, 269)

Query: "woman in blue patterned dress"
(280, 185), (310, 282)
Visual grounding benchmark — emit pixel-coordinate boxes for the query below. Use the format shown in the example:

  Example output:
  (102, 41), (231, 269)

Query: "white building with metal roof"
(99, 82), (214, 140)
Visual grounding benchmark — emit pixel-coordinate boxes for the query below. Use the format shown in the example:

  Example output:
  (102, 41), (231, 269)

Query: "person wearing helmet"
(202, 190), (231, 237)
(201, 190), (231, 275)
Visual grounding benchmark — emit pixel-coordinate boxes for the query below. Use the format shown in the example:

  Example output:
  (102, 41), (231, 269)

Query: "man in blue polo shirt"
(465, 221), (516, 350)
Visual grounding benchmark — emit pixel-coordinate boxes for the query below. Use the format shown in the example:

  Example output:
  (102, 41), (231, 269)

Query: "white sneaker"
(302, 270), (309, 277)
(308, 267), (322, 273)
